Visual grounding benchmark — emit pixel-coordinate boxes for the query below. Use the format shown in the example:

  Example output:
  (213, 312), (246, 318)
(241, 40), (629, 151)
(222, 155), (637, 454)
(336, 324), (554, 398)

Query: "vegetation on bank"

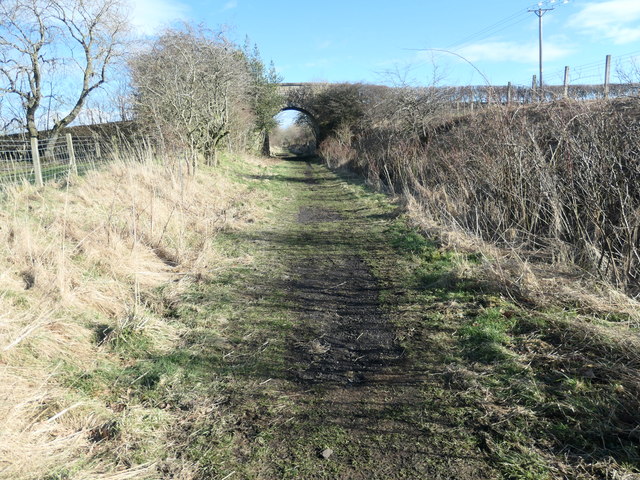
(0, 152), (272, 478)
(312, 84), (640, 296)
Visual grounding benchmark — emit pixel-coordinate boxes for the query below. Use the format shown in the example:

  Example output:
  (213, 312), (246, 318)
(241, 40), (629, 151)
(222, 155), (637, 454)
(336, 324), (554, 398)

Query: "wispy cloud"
(455, 40), (572, 64)
(128, 0), (190, 35)
(569, 0), (640, 45)
(317, 40), (332, 50)
(222, 1), (238, 11)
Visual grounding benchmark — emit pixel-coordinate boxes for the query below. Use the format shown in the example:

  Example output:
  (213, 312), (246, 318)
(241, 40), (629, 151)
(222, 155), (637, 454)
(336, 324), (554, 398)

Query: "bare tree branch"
(0, 0), (129, 140)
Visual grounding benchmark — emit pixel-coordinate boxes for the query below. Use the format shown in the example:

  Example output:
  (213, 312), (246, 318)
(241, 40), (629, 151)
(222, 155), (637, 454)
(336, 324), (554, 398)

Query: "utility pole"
(563, 66), (570, 98)
(529, 5), (555, 91)
(604, 54), (612, 98)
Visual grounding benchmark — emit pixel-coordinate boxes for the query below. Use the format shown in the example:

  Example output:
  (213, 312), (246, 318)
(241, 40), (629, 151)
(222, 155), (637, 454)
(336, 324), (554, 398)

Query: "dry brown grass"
(404, 191), (640, 321)
(0, 152), (266, 479)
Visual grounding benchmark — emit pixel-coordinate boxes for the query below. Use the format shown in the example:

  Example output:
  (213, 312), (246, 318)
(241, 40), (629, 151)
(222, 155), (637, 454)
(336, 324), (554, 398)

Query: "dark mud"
(296, 207), (342, 224)
(288, 251), (403, 385)
(289, 182), (402, 386)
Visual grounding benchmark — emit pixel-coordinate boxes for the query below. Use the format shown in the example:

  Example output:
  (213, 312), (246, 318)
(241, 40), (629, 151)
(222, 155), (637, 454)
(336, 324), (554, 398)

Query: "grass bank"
(0, 152), (271, 478)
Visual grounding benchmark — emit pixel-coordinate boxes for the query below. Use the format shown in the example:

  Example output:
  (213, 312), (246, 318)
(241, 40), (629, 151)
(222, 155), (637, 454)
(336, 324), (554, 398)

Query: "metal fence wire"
(0, 133), (146, 187)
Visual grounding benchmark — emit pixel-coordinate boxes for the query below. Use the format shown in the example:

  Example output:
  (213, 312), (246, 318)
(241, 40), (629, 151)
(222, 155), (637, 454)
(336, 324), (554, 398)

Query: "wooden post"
(66, 133), (78, 176)
(507, 82), (513, 104)
(94, 135), (101, 160)
(563, 66), (570, 98)
(30, 137), (43, 187)
(531, 75), (537, 102)
(604, 54), (612, 99)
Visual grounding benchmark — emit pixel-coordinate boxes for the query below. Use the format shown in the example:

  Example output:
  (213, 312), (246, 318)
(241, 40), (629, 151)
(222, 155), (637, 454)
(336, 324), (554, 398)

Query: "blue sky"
(130, 0), (639, 87)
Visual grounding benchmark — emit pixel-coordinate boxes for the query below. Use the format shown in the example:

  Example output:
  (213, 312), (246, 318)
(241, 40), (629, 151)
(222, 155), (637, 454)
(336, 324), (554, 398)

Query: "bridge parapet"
(276, 83), (333, 117)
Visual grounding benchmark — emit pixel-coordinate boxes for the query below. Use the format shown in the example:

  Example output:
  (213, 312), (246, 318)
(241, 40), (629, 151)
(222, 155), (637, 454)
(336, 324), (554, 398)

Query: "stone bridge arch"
(277, 83), (329, 114)
(265, 83), (331, 156)
(277, 105), (320, 141)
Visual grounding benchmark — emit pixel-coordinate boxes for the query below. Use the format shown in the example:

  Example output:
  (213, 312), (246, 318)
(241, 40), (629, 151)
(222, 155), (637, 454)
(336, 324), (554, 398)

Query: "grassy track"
(61, 156), (640, 479)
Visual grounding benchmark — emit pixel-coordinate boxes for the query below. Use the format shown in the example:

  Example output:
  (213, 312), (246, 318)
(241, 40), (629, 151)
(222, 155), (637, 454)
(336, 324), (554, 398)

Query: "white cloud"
(455, 40), (572, 64)
(128, 0), (190, 36)
(569, 0), (640, 44)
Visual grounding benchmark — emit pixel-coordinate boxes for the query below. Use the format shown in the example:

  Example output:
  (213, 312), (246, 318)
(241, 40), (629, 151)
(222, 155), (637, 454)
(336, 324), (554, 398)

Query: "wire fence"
(397, 55), (640, 109)
(427, 82), (640, 107)
(0, 132), (151, 187)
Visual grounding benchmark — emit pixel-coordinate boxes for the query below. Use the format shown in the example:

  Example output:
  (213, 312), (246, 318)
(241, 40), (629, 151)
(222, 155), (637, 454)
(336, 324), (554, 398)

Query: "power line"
(527, 1), (571, 88)
(410, 0), (574, 86)
(445, 10), (529, 50)
(529, 6), (554, 89)
(446, 0), (571, 53)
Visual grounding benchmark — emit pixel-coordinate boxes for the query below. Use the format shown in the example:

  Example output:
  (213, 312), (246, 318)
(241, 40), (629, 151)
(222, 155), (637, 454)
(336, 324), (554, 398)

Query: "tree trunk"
(261, 130), (270, 156)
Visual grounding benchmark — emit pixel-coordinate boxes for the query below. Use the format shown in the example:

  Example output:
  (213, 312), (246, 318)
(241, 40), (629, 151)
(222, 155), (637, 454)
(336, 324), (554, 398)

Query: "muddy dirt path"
(289, 164), (402, 387)
(240, 159), (497, 479)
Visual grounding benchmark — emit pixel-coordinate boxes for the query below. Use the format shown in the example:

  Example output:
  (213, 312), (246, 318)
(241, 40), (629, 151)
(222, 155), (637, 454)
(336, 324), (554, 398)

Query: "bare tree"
(0, 0), (129, 141)
(130, 24), (281, 167)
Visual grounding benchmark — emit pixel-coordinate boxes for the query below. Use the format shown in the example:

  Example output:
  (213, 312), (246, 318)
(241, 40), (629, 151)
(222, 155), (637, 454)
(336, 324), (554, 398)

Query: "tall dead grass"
(0, 150), (263, 479)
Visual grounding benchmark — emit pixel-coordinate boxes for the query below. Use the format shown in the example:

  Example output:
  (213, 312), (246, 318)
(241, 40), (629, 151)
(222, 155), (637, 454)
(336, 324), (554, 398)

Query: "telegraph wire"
(547, 49), (640, 82)
(445, 0), (570, 52)
(445, 11), (529, 50)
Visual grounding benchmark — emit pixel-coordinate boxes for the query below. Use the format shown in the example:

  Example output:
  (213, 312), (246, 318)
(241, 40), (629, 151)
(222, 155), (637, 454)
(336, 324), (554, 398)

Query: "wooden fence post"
(507, 82), (513, 104)
(94, 135), (101, 160)
(604, 54), (612, 99)
(66, 133), (78, 176)
(563, 66), (570, 98)
(30, 137), (43, 187)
